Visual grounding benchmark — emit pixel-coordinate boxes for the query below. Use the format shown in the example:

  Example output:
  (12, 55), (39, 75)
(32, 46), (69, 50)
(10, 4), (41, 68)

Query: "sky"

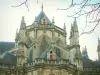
(0, 0), (100, 60)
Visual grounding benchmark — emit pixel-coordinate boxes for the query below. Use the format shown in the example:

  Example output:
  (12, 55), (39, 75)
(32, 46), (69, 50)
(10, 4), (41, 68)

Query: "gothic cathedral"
(0, 4), (83, 75)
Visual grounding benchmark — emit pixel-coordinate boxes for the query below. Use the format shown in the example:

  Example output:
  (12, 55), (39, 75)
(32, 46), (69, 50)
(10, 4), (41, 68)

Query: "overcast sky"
(0, 0), (100, 60)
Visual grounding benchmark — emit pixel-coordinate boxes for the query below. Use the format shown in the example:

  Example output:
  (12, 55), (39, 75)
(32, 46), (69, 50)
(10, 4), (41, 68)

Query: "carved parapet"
(54, 25), (65, 33)
(35, 58), (45, 64)
(0, 64), (16, 69)
(37, 24), (54, 28)
(26, 24), (54, 30)
(25, 58), (77, 71)
(59, 59), (69, 64)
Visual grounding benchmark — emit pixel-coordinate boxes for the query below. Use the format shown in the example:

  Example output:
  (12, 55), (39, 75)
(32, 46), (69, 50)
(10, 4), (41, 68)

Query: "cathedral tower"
(15, 16), (28, 65)
(20, 16), (26, 29)
(69, 18), (79, 46)
(5, 4), (81, 75)
(69, 18), (83, 72)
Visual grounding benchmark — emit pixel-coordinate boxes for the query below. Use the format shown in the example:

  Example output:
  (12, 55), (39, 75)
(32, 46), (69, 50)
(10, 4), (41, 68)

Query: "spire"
(97, 37), (100, 51)
(41, 3), (43, 11)
(20, 16), (26, 29)
(97, 37), (100, 60)
(82, 46), (88, 57)
(52, 17), (55, 25)
(73, 17), (78, 32)
(70, 23), (73, 39)
(70, 19), (79, 45)
(15, 29), (18, 42)
(74, 17), (77, 25)
(98, 37), (100, 46)
(21, 16), (25, 24)
(34, 5), (52, 25)
(71, 23), (73, 31)
(63, 23), (66, 30)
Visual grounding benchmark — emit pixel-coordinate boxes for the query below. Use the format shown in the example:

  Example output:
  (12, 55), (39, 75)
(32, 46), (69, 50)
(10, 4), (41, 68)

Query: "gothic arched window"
(28, 50), (33, 64)
(55, 39), (63, 58)
(40, 36), (49, 55)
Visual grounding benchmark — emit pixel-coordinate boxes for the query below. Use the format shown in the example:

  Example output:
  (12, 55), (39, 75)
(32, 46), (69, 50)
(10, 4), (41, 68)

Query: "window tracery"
(40, 36), (49, 55)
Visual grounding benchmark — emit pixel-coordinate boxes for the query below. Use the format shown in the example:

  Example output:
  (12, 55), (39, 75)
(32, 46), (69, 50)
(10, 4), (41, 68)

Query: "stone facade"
(0, 5), (83, 75)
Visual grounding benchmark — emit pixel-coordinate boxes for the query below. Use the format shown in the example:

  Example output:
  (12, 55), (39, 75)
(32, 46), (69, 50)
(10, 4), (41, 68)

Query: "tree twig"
(57, 0), (100, 35)
(11, 0), (29, 11)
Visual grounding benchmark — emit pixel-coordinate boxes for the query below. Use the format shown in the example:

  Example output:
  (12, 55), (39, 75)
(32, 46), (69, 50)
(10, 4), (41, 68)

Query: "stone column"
(34, 28), (37, 39)
(31, 71), (33, 75)
(34, 28), (38, 59)
(66, 71), (69, 75)
(60, 69), (64, 75)
(37, 68), (43, 75)
(52, 29), (55, 41)
(51, 29), (55, 50)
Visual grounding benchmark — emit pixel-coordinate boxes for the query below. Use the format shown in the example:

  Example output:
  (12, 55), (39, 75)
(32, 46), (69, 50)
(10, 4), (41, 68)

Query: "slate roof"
(82, 56), (94, 68)
(0, 42), (16, 65)
(35, 11), (52, 25)
(93, 60), (100, 67)
(0, 42), (15, 53)
(82, 55), (100, 68)
(0, 51), (17, 65)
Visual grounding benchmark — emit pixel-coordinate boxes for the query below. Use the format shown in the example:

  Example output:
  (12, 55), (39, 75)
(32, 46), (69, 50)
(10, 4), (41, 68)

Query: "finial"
(41, 2), (43, 11)
(73, 17), (77, 25)
(73, 17), (78, 32)
(98, 37), (100, 40)
(20, 16), (26, 29)
(22, 16), (24, 19)
(98, 37), (100, 45)
(52, 17), (55, 25)
(85, 46), (87, 51)
(21, 16), (25, 23)
(63, 23), (66, 30)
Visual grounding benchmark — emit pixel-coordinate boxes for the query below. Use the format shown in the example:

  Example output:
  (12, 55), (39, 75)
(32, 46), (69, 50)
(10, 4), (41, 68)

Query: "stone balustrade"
(25, 58), (77, 70)
(0, 58), (77, 71)
(26, 24), (65, 33)
(0, 64), (16, 69)
(26, 24), (54, 30)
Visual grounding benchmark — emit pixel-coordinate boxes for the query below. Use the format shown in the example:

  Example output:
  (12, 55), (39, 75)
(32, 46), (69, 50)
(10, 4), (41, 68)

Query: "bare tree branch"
(11, 0), (39, 11)
(71, 0), (74, 5)
(58, 0), (100, 35)
(80, 19), (100, 35)
(11, 0), (29, 11)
